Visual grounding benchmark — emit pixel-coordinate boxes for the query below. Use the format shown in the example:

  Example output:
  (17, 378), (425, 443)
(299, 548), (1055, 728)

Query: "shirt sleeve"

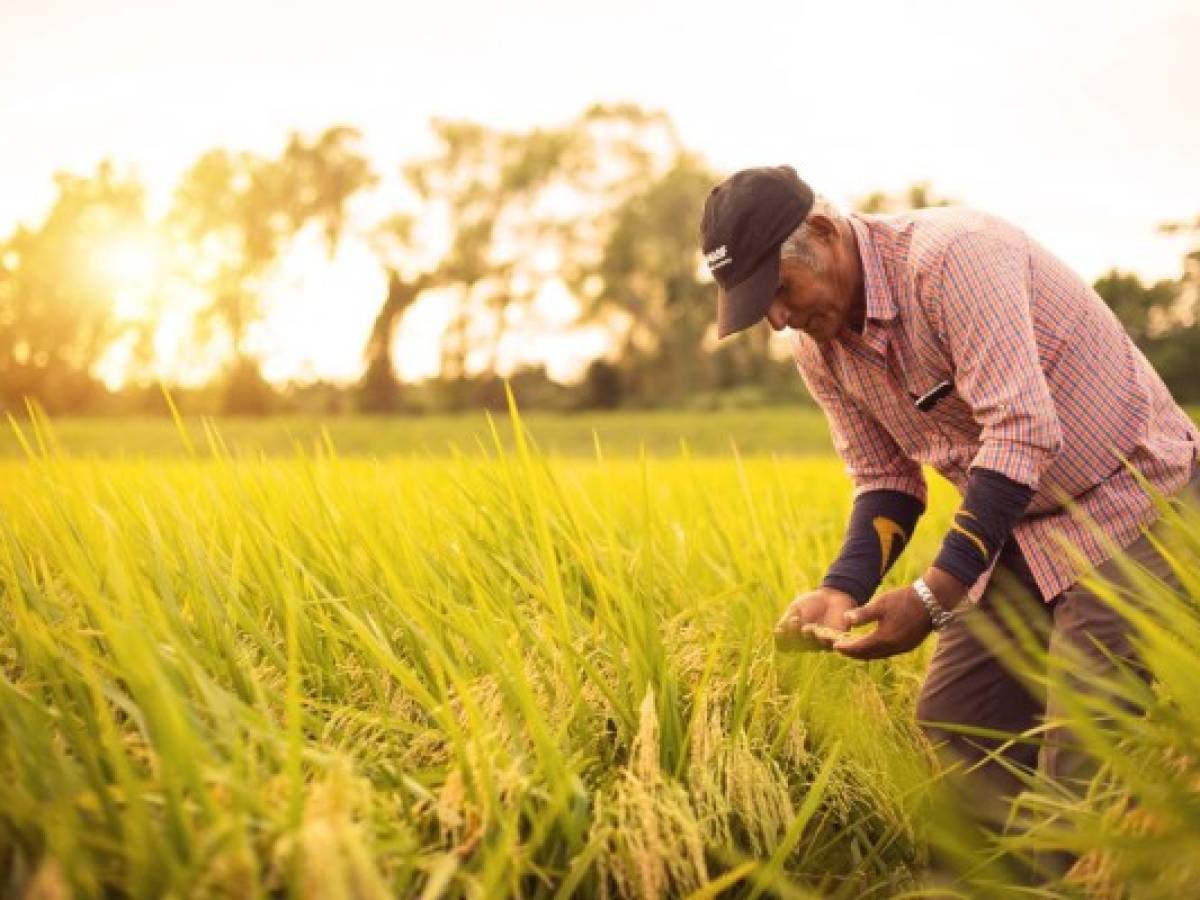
(794, 343), (927, 504)
(936, 230), (1064, 490)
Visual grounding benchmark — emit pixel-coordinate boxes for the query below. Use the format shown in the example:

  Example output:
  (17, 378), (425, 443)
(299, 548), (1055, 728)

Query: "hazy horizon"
(4, 0), (1198, 386)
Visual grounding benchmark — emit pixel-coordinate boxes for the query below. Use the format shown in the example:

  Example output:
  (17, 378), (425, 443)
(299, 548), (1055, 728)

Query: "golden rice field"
(1, 403), (1199, 898)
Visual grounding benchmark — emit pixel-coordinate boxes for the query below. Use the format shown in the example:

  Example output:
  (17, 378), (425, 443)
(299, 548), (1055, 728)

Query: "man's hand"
(773, 587), (855, 653)
(831, 584), (933, 660)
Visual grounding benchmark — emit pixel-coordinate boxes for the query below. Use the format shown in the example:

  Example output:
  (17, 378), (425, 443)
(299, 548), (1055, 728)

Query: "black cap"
(700, 165), (815, 338)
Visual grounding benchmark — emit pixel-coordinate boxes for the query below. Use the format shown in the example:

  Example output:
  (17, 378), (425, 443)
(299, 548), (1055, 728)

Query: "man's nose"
(765, 302), (786, 331)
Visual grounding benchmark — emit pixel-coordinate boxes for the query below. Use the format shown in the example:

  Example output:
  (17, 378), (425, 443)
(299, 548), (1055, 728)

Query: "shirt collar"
(846, 214), (897, 355)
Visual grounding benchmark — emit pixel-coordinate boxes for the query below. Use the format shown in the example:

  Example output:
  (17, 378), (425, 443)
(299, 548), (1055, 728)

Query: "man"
(699, 165), (1200, 870)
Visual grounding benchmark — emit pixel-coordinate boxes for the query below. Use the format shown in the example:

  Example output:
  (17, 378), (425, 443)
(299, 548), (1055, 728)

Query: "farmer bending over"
(699, 165), (1200, 874)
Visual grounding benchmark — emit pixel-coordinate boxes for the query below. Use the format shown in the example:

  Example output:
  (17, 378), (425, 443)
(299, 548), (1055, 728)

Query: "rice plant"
(0, 401), (942, 898)
(921, 469), (1200, 898)
(3, 398), (1195, 898)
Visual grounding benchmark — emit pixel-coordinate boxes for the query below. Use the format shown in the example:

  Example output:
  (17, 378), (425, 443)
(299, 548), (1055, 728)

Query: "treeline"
(1, 106), (1197, 416)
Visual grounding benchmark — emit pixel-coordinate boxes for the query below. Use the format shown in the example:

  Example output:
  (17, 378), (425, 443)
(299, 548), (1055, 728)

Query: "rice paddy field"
(2, 403), (1199, 898)
(0, 408), (839, 460)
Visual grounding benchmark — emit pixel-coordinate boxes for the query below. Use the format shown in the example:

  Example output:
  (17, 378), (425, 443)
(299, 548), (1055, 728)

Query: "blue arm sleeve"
(821, 489), (925, 605)
(932, 467), (1035, 587)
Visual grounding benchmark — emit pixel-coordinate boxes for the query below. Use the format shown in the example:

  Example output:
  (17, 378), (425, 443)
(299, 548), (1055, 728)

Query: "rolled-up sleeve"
(937, 230), (1063, 490)
(795, 346), (927, 504)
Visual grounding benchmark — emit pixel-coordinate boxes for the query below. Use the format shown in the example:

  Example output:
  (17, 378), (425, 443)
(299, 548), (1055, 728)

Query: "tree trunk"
(358, 268), (429, 413)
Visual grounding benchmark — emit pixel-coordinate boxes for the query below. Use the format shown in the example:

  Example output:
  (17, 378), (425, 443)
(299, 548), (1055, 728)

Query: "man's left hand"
(832, 585), (933, 660)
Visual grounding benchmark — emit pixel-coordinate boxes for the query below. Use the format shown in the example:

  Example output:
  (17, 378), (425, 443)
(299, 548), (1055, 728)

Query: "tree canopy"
(2, 114), (1198, 415)
(0, 162), (150, 412)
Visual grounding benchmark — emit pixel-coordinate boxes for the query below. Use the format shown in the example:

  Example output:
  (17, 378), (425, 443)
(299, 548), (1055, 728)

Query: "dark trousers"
(916, 470), (1200, 879)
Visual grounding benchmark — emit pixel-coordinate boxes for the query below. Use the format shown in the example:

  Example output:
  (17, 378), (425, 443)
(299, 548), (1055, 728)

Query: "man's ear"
(805, 213), (839, 245)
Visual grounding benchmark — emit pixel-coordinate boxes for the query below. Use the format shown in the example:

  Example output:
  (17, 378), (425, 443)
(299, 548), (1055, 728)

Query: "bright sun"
(93, 231), (168, 320)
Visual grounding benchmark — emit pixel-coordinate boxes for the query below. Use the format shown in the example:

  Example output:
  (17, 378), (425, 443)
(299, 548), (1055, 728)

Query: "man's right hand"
(773, 587), (856, 653)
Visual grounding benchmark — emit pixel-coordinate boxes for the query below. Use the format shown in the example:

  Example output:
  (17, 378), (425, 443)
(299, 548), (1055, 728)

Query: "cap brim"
(716, 252), (780, 339)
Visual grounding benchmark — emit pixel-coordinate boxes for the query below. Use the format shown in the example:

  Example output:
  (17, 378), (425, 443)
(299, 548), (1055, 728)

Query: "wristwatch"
(912, 577), (956, 631)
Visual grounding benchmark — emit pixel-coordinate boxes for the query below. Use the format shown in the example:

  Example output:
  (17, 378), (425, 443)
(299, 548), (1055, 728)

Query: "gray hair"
(779, 195), (840, 272)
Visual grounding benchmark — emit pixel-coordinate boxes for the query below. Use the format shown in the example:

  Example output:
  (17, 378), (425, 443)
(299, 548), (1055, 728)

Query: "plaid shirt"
(794, 208), (1200, 602)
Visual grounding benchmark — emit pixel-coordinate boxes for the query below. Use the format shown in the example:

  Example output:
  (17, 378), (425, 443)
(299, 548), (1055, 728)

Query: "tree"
(1092, 271), (1178, 344)
(1118, 213), (1200, 403)
(854, 181), (956, 214)
(353, 120), (578, 411)
(1142, 325), (1200, 403)
(356, 216), (434, 413)
(1159, 215), (1200, 327)
(170, 126), (376, 413)
(1094, 261), (1200, 405)
(569, 153), (722, 403)
(0, 162), (150, 413)
(355, 104), (683, 411)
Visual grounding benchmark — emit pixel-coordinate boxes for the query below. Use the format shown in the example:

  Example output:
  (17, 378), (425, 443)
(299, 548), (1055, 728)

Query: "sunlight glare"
(93, 231), (167, 320)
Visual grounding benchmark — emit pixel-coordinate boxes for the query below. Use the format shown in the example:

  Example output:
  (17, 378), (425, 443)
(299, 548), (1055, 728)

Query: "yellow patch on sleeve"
(871, 516), (908, 577)
(950, 517), (990, 560)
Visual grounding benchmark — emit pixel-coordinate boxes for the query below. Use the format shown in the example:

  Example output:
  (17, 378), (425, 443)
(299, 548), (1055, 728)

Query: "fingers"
(800, 623), (847, 650)
(773, 612), (805, 632)
(845, 598), (884, 628)
(773, 591), (902, 658)
(772, 626), (826, 654)
(832, 631), (892, 661)
(773, 616), (847, 654)
(836, 596), (897, 659)
(774, 603), (820, 634)
(772, 605), (813, 649)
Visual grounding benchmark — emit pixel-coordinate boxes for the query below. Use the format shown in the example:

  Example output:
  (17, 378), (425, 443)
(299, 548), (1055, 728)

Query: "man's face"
(763, 217), (858, 344)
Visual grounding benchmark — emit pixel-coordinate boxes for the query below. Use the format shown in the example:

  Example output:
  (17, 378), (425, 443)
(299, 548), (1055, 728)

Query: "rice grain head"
(295, 763), (392, 900)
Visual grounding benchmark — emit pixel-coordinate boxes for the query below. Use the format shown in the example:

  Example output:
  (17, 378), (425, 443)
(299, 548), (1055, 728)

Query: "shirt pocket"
(926, 384), (980, 439)
(897, 328), (980, 433)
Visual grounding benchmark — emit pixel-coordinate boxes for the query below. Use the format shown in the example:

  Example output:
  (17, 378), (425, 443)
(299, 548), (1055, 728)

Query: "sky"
(3, 0), (1199, 385)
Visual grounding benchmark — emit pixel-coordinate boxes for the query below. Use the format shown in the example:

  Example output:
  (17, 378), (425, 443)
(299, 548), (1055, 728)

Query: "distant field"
(0, 407), (837, 458)
(4, 405), (1197, 460)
